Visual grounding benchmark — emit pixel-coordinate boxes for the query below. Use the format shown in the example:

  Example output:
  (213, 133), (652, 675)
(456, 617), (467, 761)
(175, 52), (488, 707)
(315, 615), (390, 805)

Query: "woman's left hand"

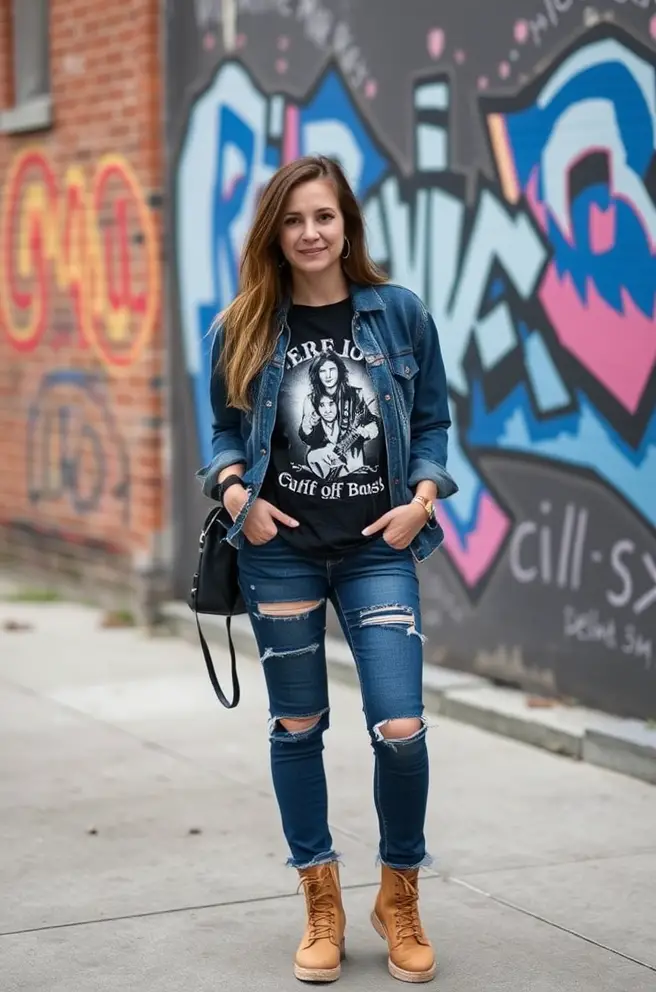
(362, 501), (430, 550)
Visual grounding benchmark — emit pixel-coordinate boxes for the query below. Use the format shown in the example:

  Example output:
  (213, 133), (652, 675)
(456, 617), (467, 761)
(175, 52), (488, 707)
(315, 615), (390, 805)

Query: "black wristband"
(216, 474), (246, 506)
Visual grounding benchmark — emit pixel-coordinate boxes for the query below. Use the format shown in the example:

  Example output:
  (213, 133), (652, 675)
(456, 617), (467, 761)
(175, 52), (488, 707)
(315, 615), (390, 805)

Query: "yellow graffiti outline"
(85, 154), (160, 372)
(0, 148), (159, 371)
(0, 147), (54, 349)
(487, 114), (521, 205)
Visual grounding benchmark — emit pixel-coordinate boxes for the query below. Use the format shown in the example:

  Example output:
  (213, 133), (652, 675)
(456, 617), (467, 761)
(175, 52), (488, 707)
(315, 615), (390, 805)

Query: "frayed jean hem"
(286, 850), (341, 870)
(376, 852), (435, 871)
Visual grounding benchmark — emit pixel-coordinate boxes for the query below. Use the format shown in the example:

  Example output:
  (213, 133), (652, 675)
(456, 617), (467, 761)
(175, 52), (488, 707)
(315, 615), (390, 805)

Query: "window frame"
(0, 0), (52, 135)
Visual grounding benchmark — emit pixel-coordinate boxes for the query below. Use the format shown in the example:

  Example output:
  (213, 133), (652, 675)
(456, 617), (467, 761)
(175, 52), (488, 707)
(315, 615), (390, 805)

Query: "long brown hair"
(218, 155), (386, 411)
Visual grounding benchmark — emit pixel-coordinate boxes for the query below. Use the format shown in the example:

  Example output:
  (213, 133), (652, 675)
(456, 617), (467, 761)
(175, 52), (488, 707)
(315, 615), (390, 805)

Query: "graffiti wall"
(168, 0), (656, 717)
(0, 149), (161, 560)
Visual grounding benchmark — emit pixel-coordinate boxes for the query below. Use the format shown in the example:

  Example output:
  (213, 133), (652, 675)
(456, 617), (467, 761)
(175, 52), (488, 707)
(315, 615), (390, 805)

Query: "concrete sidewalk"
(1, 598), (656, 991)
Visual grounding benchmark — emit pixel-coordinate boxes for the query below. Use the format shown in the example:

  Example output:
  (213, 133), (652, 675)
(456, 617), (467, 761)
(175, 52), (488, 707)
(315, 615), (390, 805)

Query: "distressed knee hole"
(257, 599), (323, 619)
(373, 716), (427, 747)
(268, 709), (328, 740)
(278, 715), (321, 734)
(377, 717), (423, 740)
(357, 604), (426, 642)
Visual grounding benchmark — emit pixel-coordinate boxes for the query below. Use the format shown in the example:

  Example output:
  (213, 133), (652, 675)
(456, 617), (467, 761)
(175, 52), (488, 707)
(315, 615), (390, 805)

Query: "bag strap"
(194, 611), (241, 709)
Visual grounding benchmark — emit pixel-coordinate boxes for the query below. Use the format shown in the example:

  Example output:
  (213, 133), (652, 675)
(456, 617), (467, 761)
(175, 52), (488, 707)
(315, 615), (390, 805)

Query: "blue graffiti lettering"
(176, 26), (655, 589)
(26, 370), (130, 523)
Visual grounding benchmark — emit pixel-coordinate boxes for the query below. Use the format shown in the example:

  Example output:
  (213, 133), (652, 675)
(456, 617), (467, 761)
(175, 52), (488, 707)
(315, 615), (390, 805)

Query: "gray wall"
(166, 0), (656, 718)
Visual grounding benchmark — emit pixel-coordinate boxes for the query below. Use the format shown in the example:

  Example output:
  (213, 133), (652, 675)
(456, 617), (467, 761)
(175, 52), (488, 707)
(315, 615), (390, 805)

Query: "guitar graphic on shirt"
(307, 404), (374, 481)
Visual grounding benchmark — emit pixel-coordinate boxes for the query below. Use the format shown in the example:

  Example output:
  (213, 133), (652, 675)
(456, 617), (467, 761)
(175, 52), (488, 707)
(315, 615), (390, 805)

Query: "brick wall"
(0, 0), (166, 614)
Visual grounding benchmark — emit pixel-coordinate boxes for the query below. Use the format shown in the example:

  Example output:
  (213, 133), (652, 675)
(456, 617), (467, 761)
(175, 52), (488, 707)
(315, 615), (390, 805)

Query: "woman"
(197, 155), (457, 984)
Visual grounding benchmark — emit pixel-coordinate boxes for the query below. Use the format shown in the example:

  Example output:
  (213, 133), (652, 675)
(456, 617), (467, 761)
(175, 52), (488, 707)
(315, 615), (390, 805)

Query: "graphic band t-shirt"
(259, 298), (390, 555)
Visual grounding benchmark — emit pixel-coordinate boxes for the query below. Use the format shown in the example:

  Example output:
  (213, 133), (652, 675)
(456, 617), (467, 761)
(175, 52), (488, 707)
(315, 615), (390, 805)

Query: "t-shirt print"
(278, 339), (385, 500)
(259, 298), (391, 554)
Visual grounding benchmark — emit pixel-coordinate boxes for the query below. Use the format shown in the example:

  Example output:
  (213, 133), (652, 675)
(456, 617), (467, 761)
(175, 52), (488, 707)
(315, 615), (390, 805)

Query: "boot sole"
(371, 912), (436, 984)
(293, 941), (346, 983)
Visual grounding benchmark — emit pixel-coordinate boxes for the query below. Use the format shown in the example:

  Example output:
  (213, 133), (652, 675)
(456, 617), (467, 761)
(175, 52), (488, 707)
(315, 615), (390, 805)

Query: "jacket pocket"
(389, 353), (419, 381)
(387, 353), (419, 426)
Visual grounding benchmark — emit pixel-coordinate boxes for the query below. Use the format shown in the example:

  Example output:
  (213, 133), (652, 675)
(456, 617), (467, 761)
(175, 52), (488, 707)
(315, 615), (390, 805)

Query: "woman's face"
(279, 179), (346, 276)
(318, 360), (338, 390)
(318, 395), (337, 424)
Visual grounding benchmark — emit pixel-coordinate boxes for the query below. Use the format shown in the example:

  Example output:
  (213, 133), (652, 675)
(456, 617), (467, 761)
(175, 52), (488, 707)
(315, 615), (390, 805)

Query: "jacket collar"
(351, 283), (386, 312)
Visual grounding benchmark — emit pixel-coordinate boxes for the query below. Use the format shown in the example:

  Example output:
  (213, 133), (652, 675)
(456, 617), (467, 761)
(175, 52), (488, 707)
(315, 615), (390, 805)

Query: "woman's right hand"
(243, 499), (300, 544)
(224, 487), (299, 545)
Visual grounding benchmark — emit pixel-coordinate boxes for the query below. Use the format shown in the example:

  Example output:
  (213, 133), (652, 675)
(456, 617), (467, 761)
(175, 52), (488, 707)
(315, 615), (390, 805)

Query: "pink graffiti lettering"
(539, 266), (656, 415)
(589, 202), (616, 255)
(283, 104), (301, 163)
(442, 495), (511, 588)
(525, 174), (656, 414)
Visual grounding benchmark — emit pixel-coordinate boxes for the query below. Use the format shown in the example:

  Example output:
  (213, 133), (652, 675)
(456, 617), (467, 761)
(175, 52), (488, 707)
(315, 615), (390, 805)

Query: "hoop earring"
(341, 237), (351, 260)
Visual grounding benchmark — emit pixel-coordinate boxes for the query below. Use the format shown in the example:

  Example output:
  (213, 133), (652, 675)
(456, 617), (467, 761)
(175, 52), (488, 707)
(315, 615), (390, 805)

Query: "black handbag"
(188, 505), (247, 708)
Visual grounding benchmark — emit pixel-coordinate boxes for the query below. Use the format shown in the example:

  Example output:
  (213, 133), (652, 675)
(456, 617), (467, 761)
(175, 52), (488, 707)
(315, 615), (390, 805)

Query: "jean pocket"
(377, 535), (414, 559)
(378, 535), (402, 551)
(244, 532), (282, 550)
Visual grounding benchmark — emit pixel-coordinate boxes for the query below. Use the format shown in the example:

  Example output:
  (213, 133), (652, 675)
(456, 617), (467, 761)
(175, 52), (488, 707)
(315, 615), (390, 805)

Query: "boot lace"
(393, 871), (424, 942)
(298, 867), (337, 941)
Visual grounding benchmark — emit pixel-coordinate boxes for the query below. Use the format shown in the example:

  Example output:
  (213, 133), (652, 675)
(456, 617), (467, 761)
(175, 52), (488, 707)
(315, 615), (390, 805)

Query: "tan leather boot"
(294, 862), (346, 982)
(371, 866), (436, 983)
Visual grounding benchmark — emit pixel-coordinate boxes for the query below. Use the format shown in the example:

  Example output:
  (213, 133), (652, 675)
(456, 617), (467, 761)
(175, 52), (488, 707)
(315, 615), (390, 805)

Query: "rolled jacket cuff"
(408, 459), (459, 499)
(195, 449), (247, 498)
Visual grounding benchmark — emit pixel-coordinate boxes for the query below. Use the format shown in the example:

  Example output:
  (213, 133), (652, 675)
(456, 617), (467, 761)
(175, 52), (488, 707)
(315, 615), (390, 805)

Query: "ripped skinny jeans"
(238, 534), (430, 871)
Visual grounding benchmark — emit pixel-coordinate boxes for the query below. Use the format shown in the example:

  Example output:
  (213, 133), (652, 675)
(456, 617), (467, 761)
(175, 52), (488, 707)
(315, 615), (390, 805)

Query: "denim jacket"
(196, 283), (458, 562)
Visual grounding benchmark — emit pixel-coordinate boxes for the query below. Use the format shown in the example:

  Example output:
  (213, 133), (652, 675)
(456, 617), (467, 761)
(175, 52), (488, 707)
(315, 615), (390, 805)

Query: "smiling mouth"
(299, 247), (327, 255)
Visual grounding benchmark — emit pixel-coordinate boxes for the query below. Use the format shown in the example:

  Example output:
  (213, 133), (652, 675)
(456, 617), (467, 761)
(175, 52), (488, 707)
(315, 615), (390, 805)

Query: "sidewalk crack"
(447, 875), (656, 974)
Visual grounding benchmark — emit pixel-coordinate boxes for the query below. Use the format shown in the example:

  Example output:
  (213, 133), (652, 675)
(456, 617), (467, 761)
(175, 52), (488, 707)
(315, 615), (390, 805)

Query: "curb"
(161, 602), (656, 788)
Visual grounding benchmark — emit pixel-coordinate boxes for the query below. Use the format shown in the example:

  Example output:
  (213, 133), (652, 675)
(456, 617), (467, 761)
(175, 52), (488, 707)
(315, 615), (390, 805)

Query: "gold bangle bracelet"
(412, 495), (433, 517)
